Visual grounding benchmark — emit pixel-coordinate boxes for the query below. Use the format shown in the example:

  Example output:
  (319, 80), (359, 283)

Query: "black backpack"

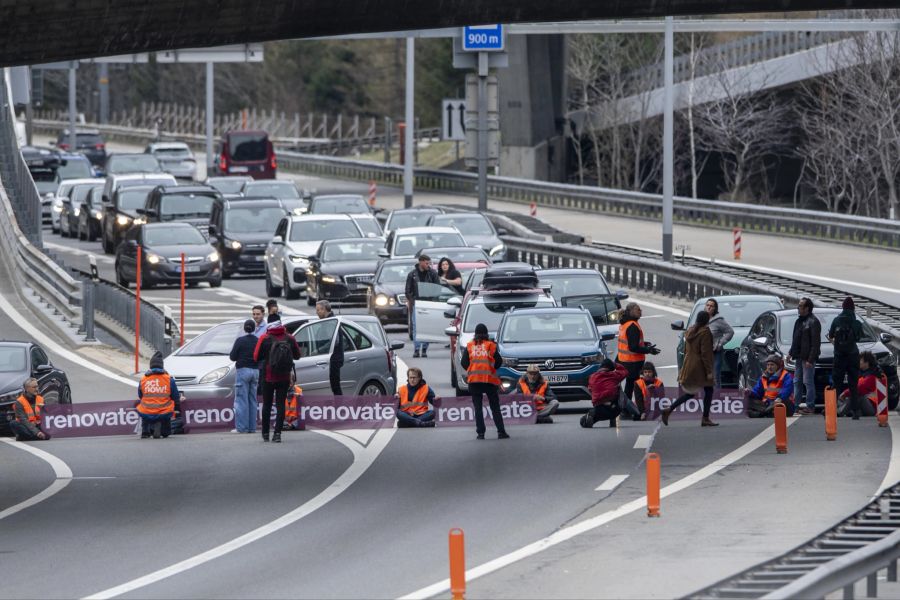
(268, 337), (295, 373)
(832, 318), (857, 353)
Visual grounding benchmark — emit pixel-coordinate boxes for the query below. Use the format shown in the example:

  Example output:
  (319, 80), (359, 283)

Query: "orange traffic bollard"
(647, 452), (661, 517)
(449, 528), (466, 600)
(825, 386), (838, 441)
(774, 402), (788, 454)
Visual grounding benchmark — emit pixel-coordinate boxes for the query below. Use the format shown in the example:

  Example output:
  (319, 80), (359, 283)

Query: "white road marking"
(874, 417), (900, 497)
(0, 439), (73, 521)
(595, 474), (629, 492)
(629, 297), (690, 317)
(400, 420), (797, 600)
(633, 434), (653, 449)
(655, 365), (679, 370)
(713, 258), (900, 296)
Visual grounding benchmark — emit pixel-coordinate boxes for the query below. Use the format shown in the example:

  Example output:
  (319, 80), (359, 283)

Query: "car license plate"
(229, 166), (249, 173)
(546, 374), (569, 383)
(255, 255), (265, 262)
(176, 265), (201, 273)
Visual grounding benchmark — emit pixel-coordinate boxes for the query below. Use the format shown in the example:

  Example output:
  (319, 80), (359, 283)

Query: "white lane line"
(656, 365), (678, 370)
(400, 420), (797, 600)
(713, 259), (900, 296)
(0, 439), (73, 521)
(84, 426), (397, 600)
(0, 293), (136, 387)
(595, 474), (629, 492)
(874, 417), (900, 497)
(633, 435), (653, 449)
(629, 297), (690, 317)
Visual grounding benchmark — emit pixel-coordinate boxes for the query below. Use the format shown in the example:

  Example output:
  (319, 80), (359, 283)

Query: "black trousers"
(833, 352), (860, 417)
(330, 366), (342, 396)
(619, 360), (644, 402)
(670, 387), (714, 419)
(9, 421), (50, 441)
(262, 380), (290, 436)
(582, 402), (620, 427)
(470, 382), (506, 436)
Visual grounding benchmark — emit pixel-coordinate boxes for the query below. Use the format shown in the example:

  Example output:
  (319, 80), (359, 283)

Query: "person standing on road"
(662, 310), (717, 427)
(437, 257), (464, 296)
(518, 364), (559, 424)
(254, 319), (301, 443)
(583, 359), (627, 428)
(829, 296), (864, 420)
(395, 367), (438, 428)
(316, 300), (343, 396)
(266, 299), (281, 320)
(788, 298), (821, 414)
(10, 378), (51, 441)
(706, 299), (734, 388)
(617, 302), (660, 408)
(461, 323), (508, 439)
(405, 254), (441, 358)
(230, 319), (260, 434)
(251, 305), (268, 337)
(137, 352), (180, 439)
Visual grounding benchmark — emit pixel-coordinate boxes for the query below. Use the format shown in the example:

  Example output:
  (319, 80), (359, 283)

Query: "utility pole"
(68, 63), (77, 151)
(98, 63), (109, 124)
(477, 52), (488, 212)
(206, 62), (214, 172)
(403, 37), (415, 208)
(662, 16), (674, 262)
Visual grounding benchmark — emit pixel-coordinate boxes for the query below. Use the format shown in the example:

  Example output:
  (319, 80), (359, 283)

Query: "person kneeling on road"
(395, 367), (439, 428)
(838, 351), (884, 418)
(11, 378), (51, 441)
(137, 352), (180, 439)
(583, 359), (627, 428)
(748, 355), (795, 418)
(518, 364), (559, 424)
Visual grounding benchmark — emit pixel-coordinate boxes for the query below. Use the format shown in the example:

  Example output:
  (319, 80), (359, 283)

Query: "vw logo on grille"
(543, 359), (555, 370)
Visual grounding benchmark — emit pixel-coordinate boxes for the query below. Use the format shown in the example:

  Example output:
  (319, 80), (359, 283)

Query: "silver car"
(145, 142), (197, 180)
(164, 314), (402, 400)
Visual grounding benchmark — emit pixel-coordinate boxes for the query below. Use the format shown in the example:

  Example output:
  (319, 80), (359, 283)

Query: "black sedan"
(306, 238), (386, 306)
(367, 258), (416, 326)
(209, 198), (287, 278)
(115, 223), (222, 289)
(0, 341), (71, 435)
(737, 308), (899, 409)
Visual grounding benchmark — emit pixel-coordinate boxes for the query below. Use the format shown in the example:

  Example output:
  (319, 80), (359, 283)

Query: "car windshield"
(33, 175), (58, 194)
(72, 183), (102, 205)
(353, 217), (382, 237)
(290, 220), (361, 242)
(431, 215), (493, 236)
(118, 177), (173, 191)
(431, 248), (489, 263)
(467, 269), (486, 290)
(107, 155), (161, 174)
(177, 322), (243, 356)
(501, 313), (597, 343)
(539, 273), (611, 297)
(560, 295), (620, 325)
(377, 262), (416, 284)
(416, 282), (459, 302)
(119, 189), (151, 210)
(244, 183), (300, 199)
(463, 296), (544, 332)
(311, 196), (369, 214)
(206, 178), (249, 195)
(388, 211), (439, 230)
(706, 299), (783, 328)
(144, 227), (207, 246)
(224, 206), (286, 234)
(778, 314), (877, 346)
(159, 194), (216, 220)
(57, 159), (92, 179)
(229, 134), (268, 161)
(153, 147), (192, 159)
(322, 240), (384, 262)
(394, 232), (465, 256)
(0, 347), (26, 372)
(75, 133), (103, 146)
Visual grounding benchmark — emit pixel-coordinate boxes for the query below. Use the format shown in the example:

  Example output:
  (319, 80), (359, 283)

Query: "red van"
(214, 130), (276, 179)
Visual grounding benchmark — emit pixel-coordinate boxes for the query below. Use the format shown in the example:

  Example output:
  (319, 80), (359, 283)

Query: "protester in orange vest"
(136, 352), (180, 439)
(284, 370), (302, 431)
(839, 351), (885, 418)
(633, 362), (665, 420)
(10, 378), (51, 441)
(617, 303), (660, 411)
(395, 367), (439, 428)
(462, 323), (508, 439)
(518, 364), (559, 424)
(748, 354), (795, 418)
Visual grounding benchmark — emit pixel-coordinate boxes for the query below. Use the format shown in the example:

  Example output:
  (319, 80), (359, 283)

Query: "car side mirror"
(445, 326), (459, 337)
(600, 332), (617, 342)
(670, 320), (685, 331)
(377, 248), (389, 258)
(390, 340), (405, 351)
(145, 209), (158, 218)
(135, 208), (146, 215)
(616, 290), (629, 300)
(208, 225), (217, 236)
(33, 364), (52, 373)
(271, 235), (284, 245)
(127, 239), (138, 247)
(443, 309), (457, 319)
(880, 332), (893, 344)
(496, 226), (509, 236)
(752, 336), (769, 347)
(447, 296), (463, 307)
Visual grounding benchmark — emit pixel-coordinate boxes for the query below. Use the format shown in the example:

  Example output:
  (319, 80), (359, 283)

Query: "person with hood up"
(829, 296), (864, 419)
(583, 359), (628, 428)
(705, 299), (734, 387)
(395, 367), (439, 428)
(253, 318), (301, 442)
(662, 310), (717, 427)
(137, 351), (180, 439)
(748, 355), (795, 418)
(461, 322), (508, 439)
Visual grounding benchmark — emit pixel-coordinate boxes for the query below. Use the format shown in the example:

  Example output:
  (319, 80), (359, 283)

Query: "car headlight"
(229, 240), (242, 250)
(500, 380), (514, 391)
(145, 253), (164, 265)
(288, 254), (309, 267)
(502, 357), (518, 368)
(116, 215), (131, 226)
(73, 208), (81, 217)
(321, 275), (339, 284)
(879, 352), (898, 368)
(583, 353), (602, 365)
(52, 204), (64, 213)
(375, 294), (389, 307)
(207, 251), (220, 262)
(398, 294), (407, 304)
(199, 366), (231, 384)
(0, 388), (23, 405)
(133, 217), (147, 225)
(489, 243), (506, 257)
(94, 210), (103, 220)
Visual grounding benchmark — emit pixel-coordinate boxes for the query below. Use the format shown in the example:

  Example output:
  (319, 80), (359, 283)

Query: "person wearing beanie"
(633, 361), (665, 420)
(788, 298), (821, 414)
(829, 296), (864, 419)
(517, 364), (559, 424)
(748, 354), (795, 418)
(461, 322), (508, 439)
(136, 351), (180, 439)
(253, 316), (301, 442)
(230, 319), (262, 433)
(584, 359), (627, 428)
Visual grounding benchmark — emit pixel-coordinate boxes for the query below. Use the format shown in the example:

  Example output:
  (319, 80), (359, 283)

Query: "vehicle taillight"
(270, 154), (277, 170)
(95, 143), (105, 150)
(58, 143), (69, 150)
(220, 154), (228, 172)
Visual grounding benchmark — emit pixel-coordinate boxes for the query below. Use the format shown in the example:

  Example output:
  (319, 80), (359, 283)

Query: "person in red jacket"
(253, 319), (301, 443)
(839, 351), (885, 418)
(582, 359), (628, 428)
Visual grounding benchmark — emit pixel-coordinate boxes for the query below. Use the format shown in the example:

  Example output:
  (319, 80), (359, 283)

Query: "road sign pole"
(477, 52), (488, 212)
(98, 63), (109, 124)
(68, 62), (77, 151)
(403, 36), (415, 208)
(206, 61), (214, 172)
(662, 16), (674, 262)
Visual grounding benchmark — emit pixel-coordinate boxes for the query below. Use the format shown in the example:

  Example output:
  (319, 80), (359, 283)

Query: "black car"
(367, 258), (416, 325)
(0, 341), (71, 435)
(104, 153), (162, 176)
(204, 176), (253, 199)
(383, 207), (444, 233)
(102, 185), (157, 254)
(306, 238), (386, 306)
(208, 198), (287, 277)
(21, 145), (63, 222)
(56, 128), (107, 167)
(115, 223), (222, 289)
(77, 184), (106, 241)
(139, 184), (220, 230)
(738, 308), (899, 409)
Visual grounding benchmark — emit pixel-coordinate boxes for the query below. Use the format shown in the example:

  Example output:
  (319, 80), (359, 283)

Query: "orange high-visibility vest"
(16, 395), (44, 424)
(399, 384), (431, 416)
(137, 373), (175, 415)
(466, 340), (501, 386)
(636, 378), (664, 401)
(761, 370), (789, 402)
(617, 321), (644, 363)
(518, 378), (548, 411)
(286, 384), (302, 422)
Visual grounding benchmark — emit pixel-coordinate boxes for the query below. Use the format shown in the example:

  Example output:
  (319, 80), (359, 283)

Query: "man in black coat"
(316, 300), (344, 395)
(788, 298), (822, 414)
(405, 254), (441, 358)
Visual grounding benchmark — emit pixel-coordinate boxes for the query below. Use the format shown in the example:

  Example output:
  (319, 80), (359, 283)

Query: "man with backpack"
(253, 319), (301, 442)
(829, 297), (864, 420)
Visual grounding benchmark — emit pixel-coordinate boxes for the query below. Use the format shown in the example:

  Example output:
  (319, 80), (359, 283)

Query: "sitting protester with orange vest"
(839, 351), (886, 419)
(633, 361), (665, 421)
(136, 352), (180, 439)
(10, 377), (51, 441)
(748, 354), (794, 418)
(284, 372), (302, 431)
(395, 367), (438, 428)
(518, 364), (559, 424)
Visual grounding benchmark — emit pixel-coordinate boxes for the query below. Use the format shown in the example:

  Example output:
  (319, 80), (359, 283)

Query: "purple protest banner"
(297, 396), (396, 430)
(642, 387), (748, 420)
(433, 394), (536, 427)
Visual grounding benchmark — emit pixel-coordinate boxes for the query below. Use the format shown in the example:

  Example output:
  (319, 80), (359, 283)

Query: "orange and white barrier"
(877, 376), (889, 427)
(529, 202), (537, 217)
(733, 227), (742, 260)
(368, 180), (377, 207)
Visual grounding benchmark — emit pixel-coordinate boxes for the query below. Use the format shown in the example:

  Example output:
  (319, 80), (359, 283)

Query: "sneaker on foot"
(422, 350), (428, 358)
(476, 433), (485, 440)
(272, 433), (282, 443)
(413, 349), (420, 358)
(498, 432), (510, 439)
(262, 433), (270, 442)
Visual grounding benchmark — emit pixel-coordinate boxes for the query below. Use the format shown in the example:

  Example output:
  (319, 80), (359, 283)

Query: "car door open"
(293, 320), (337, 392)
(414, 282), (462, 343)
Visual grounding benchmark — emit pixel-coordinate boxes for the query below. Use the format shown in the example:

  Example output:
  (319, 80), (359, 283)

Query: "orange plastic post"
(774, 402), (788, 454)
(825, 386), (838, 441)
(180, 253), (186, 347)
(135, 245), (142, 374)
(449, 528), (466, 600)
(647, 452), (661, 517)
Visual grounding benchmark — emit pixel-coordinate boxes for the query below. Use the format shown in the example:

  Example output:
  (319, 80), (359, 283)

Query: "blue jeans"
(793, 362), (817, 409)
(713, 350), (725, 388)
(234, 367), (259, 432)
(411, 306), (429, 352)
(397, 409), (435, 428)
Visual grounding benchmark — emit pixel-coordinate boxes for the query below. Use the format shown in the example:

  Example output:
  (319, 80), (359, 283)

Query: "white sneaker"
(230, 429), (239, 433)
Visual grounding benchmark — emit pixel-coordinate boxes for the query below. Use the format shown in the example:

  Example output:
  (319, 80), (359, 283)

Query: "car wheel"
(450, 362), (457, 388)
(88, 226), (98, 242)
(306, 284), (316, 306)
(209, 275), (223, 288)
(737, 367), (748, 393)
(115, 263), (129, 288)
(102, 232), (114, 255)
(78, 221), (87, 241)
(60, 385), (72, 405)
(284, 268), (300, 300)
(265, 268), (282, 297)
(360, 380), (386, 396)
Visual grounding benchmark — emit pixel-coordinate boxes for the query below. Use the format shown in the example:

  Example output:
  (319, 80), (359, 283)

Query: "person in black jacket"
(317, 300), (344, 395)
(253, 319), (302, 442)
(829, 296), (865, 419)
(787, 298), (822, 414)
(230, 319), (260, 433)
(405, 254), (441, 358)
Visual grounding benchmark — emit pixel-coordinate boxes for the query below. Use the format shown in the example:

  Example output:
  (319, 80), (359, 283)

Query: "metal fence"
(86, 274), (174, 357)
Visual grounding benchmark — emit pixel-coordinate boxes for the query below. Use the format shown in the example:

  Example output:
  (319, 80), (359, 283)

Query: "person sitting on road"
(395, 368), (438, 428)
(583, 359), (627, 428)
(137, 351), (180, 439)
(839, 351), (884, 418)
(748, 355), (795, 418)
(518, 364), (559, 424)
(633, 361), (665, 421)
(10, 378), (51, 441)
(284, 370), (302, 431)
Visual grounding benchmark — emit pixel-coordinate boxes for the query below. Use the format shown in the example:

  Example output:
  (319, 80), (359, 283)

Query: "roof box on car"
(481, 265), (539, 290)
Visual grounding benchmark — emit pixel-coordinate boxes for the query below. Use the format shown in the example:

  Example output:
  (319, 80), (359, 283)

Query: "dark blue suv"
(496, 307), (613, 402)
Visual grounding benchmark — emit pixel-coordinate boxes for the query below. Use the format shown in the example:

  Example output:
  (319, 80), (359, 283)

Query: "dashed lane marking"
(595, 474), (629, 492)
(633, 434), (653, 449)
(0, 439), (73, 521)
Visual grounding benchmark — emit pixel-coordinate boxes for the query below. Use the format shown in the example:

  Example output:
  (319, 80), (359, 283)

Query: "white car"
(51, 178), (97, 234)
(265, 214), (365, 300)
(380, 226), (467, 259)
(145, 142), (196, 180)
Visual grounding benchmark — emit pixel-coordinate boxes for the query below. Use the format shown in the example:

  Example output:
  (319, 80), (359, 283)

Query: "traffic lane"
(1, 432), (353, 599)
(112, 419), (663, 599)
(0, 442), (57, 515)
(466, 416), (892, 599)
